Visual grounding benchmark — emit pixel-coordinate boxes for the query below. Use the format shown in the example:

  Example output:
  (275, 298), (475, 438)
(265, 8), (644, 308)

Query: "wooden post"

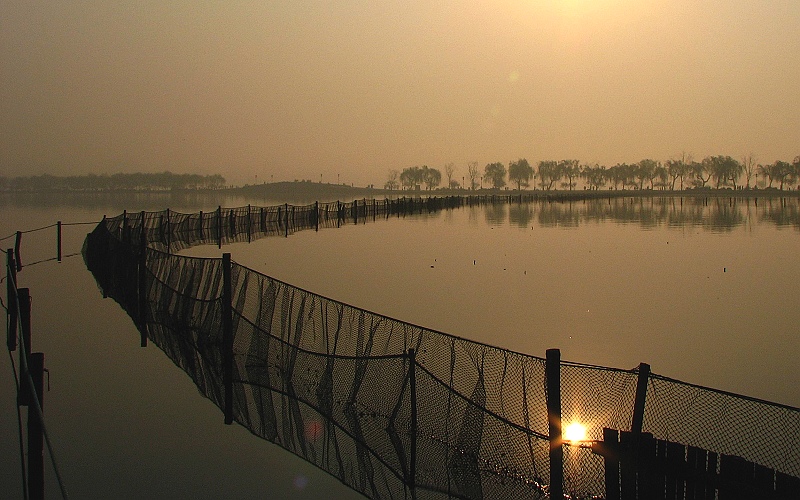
(18, 288), (31, 407)
(27, 352), (44, 500)
(315, 201), (319, 232)
(15, 231), (22, 271)
(222, 253), (233, 425)
(165, 208), (171, 254)
(631, 363), (650, 434)
(603, 428), (620, 500)
(546, 348), (563, 499)
(139, 211), (146, 247)
(284, 203), (289, 237)
(123, 210), (129, 245)
(138, 222), (148, 348)
(56, 221), (62, 262)
(6, 249), (17, 351)
(408, 348), (417, 496)
(247, 204), (252, 243)
(217, 206), (222, 248)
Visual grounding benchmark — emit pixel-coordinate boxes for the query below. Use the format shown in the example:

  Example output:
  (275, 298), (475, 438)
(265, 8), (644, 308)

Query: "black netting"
(83, 200), (800, 500)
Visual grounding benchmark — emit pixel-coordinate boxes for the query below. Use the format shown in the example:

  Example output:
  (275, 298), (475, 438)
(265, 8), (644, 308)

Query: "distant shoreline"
(2, 181), (798, 200)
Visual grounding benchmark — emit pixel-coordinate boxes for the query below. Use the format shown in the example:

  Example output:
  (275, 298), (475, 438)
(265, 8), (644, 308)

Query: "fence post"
(247, 204), (252, 243)
(123, 210), (130, 245)
(284, 203), (289, 237)
(315, 201), (319, 232)
(6, 249), (17, 351)
(165, 208), (171, 254)
(27, 352), (44, 500)
(222, 253), (233, 425)
(631, 363), (650, 434)
(217, 206), (222, 248)
(603, 428), (621, 500)
(138, 217), (148, 348)
(410, 348), (418, 493)
(17, 288), (32, 407)
(56, 221), (62, 262)
(15, 231), (22, 271)
(546, 348), (563, 499)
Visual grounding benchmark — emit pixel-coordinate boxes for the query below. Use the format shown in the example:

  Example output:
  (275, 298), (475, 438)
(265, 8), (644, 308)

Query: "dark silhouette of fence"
(82, 200), (800, 499)
(596, 429), (800, 499)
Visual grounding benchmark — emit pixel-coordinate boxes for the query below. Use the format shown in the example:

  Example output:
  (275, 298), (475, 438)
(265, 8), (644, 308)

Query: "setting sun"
(563, 422), (588, 443)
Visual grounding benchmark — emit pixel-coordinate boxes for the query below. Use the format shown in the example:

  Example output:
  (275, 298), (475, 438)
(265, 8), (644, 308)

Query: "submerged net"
(83, 199), (800, 499)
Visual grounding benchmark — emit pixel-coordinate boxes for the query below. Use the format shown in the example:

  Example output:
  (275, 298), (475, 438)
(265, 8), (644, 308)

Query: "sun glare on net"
(563, 421), (587, 443)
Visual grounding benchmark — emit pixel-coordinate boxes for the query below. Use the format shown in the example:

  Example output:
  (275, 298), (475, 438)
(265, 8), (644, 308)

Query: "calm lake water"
(2, 192), (799, 498)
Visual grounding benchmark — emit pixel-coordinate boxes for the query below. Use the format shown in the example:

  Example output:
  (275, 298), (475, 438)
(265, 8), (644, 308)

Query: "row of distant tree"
(385, 155), (800, 191)
(0, 172), (226, 191)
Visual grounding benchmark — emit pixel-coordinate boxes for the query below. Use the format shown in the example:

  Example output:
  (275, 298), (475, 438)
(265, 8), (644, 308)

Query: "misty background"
(2, 1), (799, 186)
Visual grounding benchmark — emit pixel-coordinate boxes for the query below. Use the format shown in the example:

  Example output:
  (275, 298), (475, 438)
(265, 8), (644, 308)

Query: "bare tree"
(444, 162), (456, 189)
(467, 161), (479, 190)
(384, 169), (400, 190)
(742, 153), (756, 188)
(666, 152), (692, 190)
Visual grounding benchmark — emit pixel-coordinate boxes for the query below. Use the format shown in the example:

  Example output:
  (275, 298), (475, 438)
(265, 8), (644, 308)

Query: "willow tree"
(508, 158), (534, 190)
(484, 162), (507, 189)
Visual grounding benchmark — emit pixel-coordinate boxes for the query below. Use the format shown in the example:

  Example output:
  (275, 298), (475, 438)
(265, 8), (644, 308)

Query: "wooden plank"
(776, 471), (800, 500)
(603, 428), (620, 500)
(685, 446), (702, 500)
(719, 455), (753, 500)
(666, 441), (685, 500)
(753, 463), (774, 497)
(704, 452), (717, 500)
(620, 431), (636, 500)
(638, 432), (659, 500)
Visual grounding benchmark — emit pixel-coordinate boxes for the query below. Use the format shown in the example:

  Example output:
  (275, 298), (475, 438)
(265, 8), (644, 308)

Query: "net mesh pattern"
(82, 201), (800, 500)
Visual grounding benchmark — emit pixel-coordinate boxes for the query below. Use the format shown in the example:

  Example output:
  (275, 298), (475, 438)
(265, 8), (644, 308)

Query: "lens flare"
(563, 421), (587, 443)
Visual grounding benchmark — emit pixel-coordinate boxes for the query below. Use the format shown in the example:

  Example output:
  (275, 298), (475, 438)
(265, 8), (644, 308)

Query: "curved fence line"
(82, 199), (800, 499)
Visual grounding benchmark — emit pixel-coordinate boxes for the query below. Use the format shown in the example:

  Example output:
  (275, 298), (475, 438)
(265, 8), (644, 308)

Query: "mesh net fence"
(82, 200), (800, 500)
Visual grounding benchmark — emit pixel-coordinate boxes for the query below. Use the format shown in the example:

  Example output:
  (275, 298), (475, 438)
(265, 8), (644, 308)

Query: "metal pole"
(546, 348), (563, 499)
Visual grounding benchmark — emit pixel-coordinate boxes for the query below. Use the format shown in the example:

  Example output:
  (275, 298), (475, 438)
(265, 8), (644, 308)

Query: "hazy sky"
(2, 1), (799, 186)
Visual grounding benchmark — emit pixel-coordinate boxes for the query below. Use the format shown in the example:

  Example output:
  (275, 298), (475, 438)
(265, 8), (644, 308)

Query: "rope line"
(2, 219), (101, 243)
(61, 221), (101, 226)
(20, 224), (57, 234)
